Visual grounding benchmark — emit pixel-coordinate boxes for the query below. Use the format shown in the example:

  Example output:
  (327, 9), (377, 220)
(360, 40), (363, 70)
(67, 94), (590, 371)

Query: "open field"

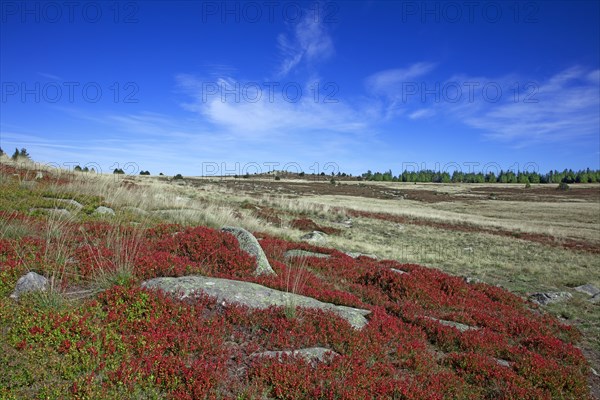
(1, 159), (599, 398)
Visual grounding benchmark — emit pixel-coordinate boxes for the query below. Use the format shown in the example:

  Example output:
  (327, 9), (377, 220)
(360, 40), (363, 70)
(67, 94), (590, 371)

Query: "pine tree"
(11, 148), (19, 160)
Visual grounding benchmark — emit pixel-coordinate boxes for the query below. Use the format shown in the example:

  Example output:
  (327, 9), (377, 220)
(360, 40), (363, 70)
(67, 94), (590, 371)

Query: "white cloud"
(175, 74), (369, 140)
(456, 67), (600, 145)
(37, 72), (63, 81)
(365, 62), (437, 96)
(276, 13), (334, 77)
(409, 108), (435, 120)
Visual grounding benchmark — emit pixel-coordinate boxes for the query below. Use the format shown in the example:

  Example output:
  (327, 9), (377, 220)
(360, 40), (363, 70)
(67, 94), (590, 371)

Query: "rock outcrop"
(300, 231), (328, 244)
(252, 347), (338, 364)
(10, 272), (48, 299)
(284, 249), (331, 259)
(221, 226), (276, 276)
(529, 292), (572, 306)
(94, 206), (115, 216)
(141, 275), (370, 329)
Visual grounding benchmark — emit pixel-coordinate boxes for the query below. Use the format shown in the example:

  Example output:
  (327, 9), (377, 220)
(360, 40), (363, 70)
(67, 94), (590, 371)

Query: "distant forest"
(360, 169), (600, 184)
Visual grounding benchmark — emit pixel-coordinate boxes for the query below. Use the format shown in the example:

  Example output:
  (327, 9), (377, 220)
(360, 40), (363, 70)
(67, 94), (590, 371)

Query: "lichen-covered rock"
(141, 275), (370, 329)
(253, 347), (338, 364)
(43, 198), (83, 209)
(94, 206), (115, 216)
(10, 272), (48, 299)
(284, 249), (331, 259)
(529, 292), (572, 306)
(344, 251), (378, 259)
(221, 226), (275, 276)
(426, 317), (478, 332)
(574, 284), (600, 297)
(300, 231), (327, 244)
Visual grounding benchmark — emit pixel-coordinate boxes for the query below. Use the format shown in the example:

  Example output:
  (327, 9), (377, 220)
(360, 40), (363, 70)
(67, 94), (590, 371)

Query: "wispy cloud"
(457, 67), (600, 146)
(365, 62), (437, 96)
(276, 12), (334, 77)
(409, 108), (435, 120)
(37, 72), (63, 81)
(175, 74), (368, 140)
(365, 65), (599, 147)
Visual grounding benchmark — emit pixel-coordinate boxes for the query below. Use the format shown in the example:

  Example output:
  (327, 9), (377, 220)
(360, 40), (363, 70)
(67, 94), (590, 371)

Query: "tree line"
(0, 147), (30, 160)
(361, 168), (600, 184)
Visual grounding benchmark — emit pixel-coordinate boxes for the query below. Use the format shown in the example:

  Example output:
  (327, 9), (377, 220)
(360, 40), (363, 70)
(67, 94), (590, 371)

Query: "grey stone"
(495, 358), (511, 367)
(529, 292), (572, 306)
(253, 347), (338, 364)
(426, 317), (478, 332)
(573, 284), (600, 297)
(300, 231), (328, 244)
(221, 226), (276, 276)
(141, 275), (370, 329)
(43, 198), (83, 209)
(35, 171), (44, 180)
(285, 249), (331, 259)
(391, 268), (407, 275)
(94, 206), (115, 216)
(335, 219), (353, 229)
(10, 272), (48, 299)
(590, 293), (600, 304)
(463, 276), (482, 284)
(344, 252), (378, 259)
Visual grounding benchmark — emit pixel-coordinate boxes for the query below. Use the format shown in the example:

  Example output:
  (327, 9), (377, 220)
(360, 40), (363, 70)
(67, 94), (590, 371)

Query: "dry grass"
(3, 159), (599, 356)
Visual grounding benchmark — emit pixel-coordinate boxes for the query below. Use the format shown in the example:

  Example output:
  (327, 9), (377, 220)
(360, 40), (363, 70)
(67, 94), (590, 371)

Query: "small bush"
(173, 174), (184, 180)
(275, 176), (281, 181)
(525, 182), (531, 189)
(557, 182), (569, 191)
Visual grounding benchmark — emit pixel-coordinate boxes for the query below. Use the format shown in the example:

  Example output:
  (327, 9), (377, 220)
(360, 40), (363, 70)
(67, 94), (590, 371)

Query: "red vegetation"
(1, 221), (591, 399)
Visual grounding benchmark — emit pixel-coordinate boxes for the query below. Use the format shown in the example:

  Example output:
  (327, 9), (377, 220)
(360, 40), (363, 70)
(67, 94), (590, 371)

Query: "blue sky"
(1, 0), (599, 176)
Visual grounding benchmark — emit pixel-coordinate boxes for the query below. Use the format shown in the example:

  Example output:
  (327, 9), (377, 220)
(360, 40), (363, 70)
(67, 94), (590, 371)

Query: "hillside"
(1, 159), (598, 399)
